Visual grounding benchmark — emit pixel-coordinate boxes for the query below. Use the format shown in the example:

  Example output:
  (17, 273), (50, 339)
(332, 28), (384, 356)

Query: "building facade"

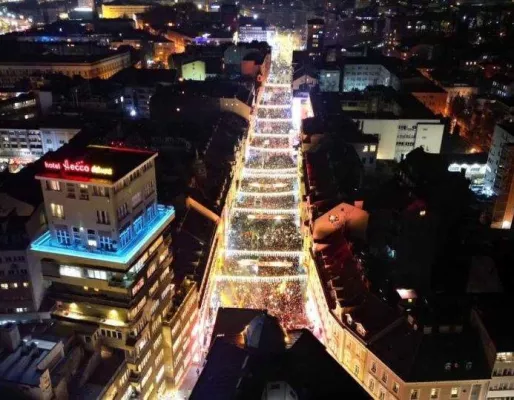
(343, 63), (400, 92)
(485, 123), (514, 195)
(354, 118), (445, 161)
(30, 145), (176, 399)
(0, 122), (81, 172)
(306, 18), (325, 60)
(162, 278), (199, 390)
(101, 3), (153, 19)
(0, 52), (131, 87)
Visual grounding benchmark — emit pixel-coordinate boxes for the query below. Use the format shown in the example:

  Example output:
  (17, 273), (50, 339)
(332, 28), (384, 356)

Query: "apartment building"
(0, 52), (131, 87)
(30, 145), (175, 399)
(472, 303), (514, 400)
(311, 89), (445, 161)
(307, 18), (325, 60)
(162, 278), (199, 390)
(0, 165), (46, 319)
(342, 60), (400, 92)
(0, 119), (81, 171)
(303, 200), (492, 400)
(101, 1), (153, 19)
(485, 123), (514, 193)
(0, 321), (130, 399)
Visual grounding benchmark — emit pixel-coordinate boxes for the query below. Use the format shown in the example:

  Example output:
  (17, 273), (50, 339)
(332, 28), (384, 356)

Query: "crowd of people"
(240, 176), (297, 192)
(221, 254), (303, 277)
(246, 152), (297, 169)
(235, 192), (297, 209)
(257, 107), (292, 120)
(250, 136), (292, 148)
(214, 279), (307, 329)
(227, 213), (302, 251)
(209, 44), (308, 330)
(261, 88), (292, 106)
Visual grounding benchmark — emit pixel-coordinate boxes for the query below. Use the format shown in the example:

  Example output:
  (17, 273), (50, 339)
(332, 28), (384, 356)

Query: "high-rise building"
(485, 123), (514, 193)
(0, 164), (46, 319)
(490, 143), (514, 229)
(306, 18), (325, 60)
(30, 145), (176, 399)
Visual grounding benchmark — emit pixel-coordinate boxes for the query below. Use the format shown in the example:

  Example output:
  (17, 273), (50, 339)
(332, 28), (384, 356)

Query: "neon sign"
(44, 159), (113, 176)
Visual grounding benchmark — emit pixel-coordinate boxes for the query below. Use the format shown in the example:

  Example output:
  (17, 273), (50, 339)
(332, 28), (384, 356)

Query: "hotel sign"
(44, 159), (113, 176)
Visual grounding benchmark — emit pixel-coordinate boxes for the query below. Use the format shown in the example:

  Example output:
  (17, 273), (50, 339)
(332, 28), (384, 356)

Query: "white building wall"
(357, 119), (399, 160)
(485, 124), (514, 193)
(41, 128), (80, 154)
(355, 118), (444, 161)
(414, 122), (445, 155)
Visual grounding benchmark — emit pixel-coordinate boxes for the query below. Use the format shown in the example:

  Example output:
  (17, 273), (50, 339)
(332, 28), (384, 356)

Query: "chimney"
(0, 323), (21, 352)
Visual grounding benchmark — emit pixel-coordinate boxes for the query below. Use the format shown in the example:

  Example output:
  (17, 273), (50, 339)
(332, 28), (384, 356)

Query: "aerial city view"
(0, 0), (513, 399)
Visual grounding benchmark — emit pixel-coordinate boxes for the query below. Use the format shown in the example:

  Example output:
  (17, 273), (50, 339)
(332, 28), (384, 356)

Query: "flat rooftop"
(0, 51), (128, 65)
(31, 204), (174, 267)
(0, 337), (58, 387)
(36, 145), (157, 184)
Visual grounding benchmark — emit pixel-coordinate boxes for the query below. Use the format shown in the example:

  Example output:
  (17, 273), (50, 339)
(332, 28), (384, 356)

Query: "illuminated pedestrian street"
(202, 33), (309, 336)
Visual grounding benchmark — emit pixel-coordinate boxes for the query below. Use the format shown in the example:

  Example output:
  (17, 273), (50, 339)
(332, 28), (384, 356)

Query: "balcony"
(31, 205), (175, 266)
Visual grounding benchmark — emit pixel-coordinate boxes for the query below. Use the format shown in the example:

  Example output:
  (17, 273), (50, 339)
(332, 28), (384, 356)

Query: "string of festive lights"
(257, 117), (293, 122)
(225, 249), (303, 257)
(252, 133), (293, 138)
(232, 207), (298, 214)
(248, 146), (295, 153)
(258, 104), (290, 109)
(243, 167), (297, 176)
(265, 83), (291, 88)
(239, 190), (296, 197)
(215, 274), (307, 283)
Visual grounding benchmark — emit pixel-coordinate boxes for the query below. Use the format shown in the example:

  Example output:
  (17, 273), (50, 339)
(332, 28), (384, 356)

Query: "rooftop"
(110, 67), (177, 87)
(31, 204), (174, 267)
(36, 144), (157, 184)
(0, 50), (129, 65)
(370, 320), (491, 382)
(192, 308), (368, 400)
(311, 88), (438, 120)
(401, 79), (447, 94)
(497, 121), (514, 136)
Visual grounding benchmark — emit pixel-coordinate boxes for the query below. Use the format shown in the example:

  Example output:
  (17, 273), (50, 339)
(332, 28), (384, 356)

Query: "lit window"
(87, 269), (108, 280)
(450, 388), (459, 398)
(410, 389), (419, 400)
(96, 210), (110, 225)
(50, 203), (64, 219)
(22, 282), (29, 288)
(120, 227), (133, 248)
(79, 184), (89, 200)
(431, 388), (439, 399)
(99, 235), (114, 251)
(132, 192), (142, 207)
(60, 265), (82, 278)
(46, 180), (61, 191)
(363, 145), (369, 152)
(134, 215), (144, 234)
(56, 229), (71, 245)
(370, 144), (377, 152)
(419, 210), (426, 216)
(1, 283), (8, 290)
(11, 283), (18, 288)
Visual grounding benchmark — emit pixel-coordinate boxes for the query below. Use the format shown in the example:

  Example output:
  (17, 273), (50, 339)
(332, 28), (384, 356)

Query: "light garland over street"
(202, 32), (309, 340)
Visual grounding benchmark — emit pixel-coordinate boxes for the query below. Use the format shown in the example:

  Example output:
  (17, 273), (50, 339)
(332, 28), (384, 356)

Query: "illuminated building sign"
(44, 160), (113, 176)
